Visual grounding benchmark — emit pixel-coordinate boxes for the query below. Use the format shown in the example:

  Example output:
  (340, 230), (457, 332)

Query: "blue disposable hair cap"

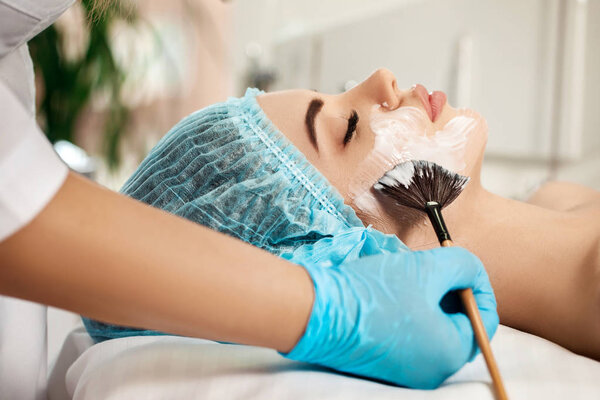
(83, 88), (408, 342)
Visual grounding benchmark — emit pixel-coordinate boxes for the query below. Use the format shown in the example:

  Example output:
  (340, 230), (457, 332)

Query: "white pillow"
(50, 326), (600, 400)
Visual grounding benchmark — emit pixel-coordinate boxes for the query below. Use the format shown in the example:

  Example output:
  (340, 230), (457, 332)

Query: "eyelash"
(343, 110), (359, 146)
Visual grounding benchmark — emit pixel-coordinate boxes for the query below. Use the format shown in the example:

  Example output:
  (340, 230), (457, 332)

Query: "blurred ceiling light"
(54, 140), (97, 178)
(343, 80), (358, 91)
(245, 41), (264, 60)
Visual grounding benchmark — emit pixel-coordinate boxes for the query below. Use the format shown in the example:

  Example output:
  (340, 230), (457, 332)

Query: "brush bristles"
(374, 160), (470, 211)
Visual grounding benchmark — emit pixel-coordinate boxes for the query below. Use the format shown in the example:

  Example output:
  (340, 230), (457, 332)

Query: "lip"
(413, 84), (433, 121)
(429, 91), (447, 122)
(413, 84), (447, 122)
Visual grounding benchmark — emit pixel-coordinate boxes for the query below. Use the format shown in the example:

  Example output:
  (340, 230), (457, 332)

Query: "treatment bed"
(47, 325), (600, 399)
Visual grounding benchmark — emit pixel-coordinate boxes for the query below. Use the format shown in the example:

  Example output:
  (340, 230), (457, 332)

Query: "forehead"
(257, 89), (324, 163)
(257, 89), (319, 120)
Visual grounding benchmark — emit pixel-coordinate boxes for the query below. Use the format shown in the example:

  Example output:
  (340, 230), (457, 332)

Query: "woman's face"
(257, 68), (488, 224)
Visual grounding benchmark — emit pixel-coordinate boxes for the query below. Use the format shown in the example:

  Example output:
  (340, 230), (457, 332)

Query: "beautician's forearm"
(0, 172), (313, 352)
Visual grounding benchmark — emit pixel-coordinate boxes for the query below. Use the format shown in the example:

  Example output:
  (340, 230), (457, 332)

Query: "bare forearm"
(0, 172), (313, 352)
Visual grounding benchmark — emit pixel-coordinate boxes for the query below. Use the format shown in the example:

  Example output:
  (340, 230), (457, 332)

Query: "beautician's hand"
(281, 247), (498, 389)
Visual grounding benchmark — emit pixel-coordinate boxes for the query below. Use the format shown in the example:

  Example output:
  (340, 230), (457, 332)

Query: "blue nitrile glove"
(282, 246), (498, 389)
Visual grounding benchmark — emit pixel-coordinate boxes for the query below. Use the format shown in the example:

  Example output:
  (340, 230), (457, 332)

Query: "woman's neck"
(396, 183), (495, 250)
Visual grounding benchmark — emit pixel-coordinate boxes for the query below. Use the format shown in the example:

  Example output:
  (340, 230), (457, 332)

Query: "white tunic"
(0, 1), (74, 399)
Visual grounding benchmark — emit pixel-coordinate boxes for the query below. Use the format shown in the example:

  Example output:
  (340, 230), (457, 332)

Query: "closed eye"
(343, 110), (359, 146)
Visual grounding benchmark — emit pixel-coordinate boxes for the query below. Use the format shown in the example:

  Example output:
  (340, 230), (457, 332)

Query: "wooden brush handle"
(441, 240), (508, 400)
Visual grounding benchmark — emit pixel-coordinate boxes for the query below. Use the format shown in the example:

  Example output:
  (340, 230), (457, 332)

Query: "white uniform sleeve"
(0, 2), (76, 400)
(0, 79), (68, 241)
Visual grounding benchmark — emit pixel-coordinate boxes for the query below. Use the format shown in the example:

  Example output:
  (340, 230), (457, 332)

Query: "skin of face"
(257, 68), (488, 233)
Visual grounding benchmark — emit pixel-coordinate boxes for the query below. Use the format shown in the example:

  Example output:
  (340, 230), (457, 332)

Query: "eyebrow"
(305, 98), (324, 151)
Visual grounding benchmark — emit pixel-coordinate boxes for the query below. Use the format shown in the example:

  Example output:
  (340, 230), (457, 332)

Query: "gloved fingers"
(431, 247), (499, 341)
(425, 247), (483, 298)
(446, 298), (499, 362)
(443, 265), (499, 362)
(447, 311), (476, 361)
(471, 284), (499, 342)
(466, 265), (499, 340)
(439, 290), (462, 314)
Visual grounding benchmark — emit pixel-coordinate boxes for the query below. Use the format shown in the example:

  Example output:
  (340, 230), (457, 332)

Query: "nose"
(349, 68), (400, 109)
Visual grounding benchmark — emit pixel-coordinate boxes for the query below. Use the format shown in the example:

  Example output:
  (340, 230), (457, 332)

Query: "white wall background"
(232, 0), (600, 199)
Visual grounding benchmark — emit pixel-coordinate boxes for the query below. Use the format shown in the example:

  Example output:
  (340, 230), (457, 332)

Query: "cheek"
(312, 115), (377, 199)
(347, 107), (428, 216)
(315, 148), (369, 200)
(454, 108), (488, 176)
(346, 106), (488, 217)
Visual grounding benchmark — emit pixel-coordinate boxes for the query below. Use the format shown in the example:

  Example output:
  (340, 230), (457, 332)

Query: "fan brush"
(374, 160), (508, 400)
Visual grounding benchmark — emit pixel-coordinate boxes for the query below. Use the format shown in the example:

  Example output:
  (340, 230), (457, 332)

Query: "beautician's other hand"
(281, 247), (498, 389)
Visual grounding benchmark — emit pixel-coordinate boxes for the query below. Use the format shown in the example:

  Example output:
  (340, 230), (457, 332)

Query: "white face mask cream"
(348, 105), (487, 217)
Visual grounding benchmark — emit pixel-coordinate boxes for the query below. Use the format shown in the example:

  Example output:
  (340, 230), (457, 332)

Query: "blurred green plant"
(29, 0), (136, 169)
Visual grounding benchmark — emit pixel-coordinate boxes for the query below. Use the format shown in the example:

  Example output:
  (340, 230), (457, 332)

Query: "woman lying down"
(83, 68), (600, 361)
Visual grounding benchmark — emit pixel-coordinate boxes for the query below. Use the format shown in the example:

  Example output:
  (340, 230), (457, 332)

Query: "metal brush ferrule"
(424, 201), (452, 243)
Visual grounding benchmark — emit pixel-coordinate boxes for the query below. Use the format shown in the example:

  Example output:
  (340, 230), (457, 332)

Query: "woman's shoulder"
(526, 181), (600, 212)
